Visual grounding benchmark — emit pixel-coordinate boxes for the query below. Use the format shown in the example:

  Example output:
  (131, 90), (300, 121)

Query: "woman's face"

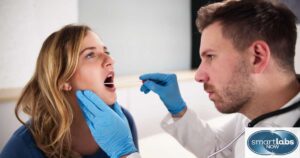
(69, 31), (116, 105)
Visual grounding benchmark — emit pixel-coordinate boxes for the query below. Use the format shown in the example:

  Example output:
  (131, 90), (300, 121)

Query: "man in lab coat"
(76, 0), (300, 158)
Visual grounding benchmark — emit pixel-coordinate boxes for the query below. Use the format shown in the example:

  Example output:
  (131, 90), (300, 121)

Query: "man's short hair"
(196, 0), (297, 72)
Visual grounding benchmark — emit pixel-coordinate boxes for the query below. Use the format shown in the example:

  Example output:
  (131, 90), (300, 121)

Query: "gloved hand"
(139, 73), (186, 115)
(76, 90), (137, 158)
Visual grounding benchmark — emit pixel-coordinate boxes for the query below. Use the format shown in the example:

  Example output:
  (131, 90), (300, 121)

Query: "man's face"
(195, 22), (254, 113)
(69, 31), (116, 105)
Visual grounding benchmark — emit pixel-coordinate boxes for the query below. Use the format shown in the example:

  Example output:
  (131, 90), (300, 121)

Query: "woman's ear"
(62, 83), (72, 91)
(249, 40), (270, 73)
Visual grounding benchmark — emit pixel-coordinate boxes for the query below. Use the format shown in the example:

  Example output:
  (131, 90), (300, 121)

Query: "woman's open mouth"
(104, 72), (115, 88)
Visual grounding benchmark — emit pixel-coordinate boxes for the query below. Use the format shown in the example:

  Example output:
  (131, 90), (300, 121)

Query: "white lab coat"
(160, 92), (300, 158)
(128, 92), (300, 158)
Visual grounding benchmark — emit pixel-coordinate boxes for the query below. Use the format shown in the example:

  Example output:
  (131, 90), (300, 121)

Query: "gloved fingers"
(79, 101), (96, 121)
(113, 102), (126, 120)
(139, 73), (169, 82)
(82, 90), (111, 112)
(140, 84), (150, 94)
(113, 103), (131, 129)
(85, 117), (95, 131)
(142, 80), (163, 94)
(76, 90), (99, 117)
(82, 90), (123, 124)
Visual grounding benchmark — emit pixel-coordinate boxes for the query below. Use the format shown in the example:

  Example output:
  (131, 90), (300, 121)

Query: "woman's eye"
(85, 52), (95, 59)
(105, 51), (110, 55)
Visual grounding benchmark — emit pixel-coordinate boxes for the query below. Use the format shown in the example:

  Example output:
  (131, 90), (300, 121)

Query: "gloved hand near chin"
(139, 73), (187, 115)
(76, 90), (137, 158)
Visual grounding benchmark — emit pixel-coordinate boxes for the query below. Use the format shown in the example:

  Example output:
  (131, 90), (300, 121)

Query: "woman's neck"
(69, 95), (99, 156)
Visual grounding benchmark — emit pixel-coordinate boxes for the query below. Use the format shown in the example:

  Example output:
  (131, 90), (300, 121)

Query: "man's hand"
(76, 90), (137, 158)
(139, 73), (187, 115)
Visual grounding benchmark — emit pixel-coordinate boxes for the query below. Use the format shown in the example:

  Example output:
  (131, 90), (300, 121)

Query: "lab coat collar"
(255, 91), (300, 127)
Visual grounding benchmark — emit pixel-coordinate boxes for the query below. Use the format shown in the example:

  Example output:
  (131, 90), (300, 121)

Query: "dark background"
(191, 0), (221, 69)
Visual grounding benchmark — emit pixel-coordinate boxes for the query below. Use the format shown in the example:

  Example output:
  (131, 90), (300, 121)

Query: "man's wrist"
(121, 152), (141, 158)
(171, 107), (187, 118)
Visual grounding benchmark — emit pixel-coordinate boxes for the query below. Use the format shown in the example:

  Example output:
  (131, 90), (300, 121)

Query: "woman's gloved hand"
(139, 73), (186, 115)
(76, 90), (137, 158)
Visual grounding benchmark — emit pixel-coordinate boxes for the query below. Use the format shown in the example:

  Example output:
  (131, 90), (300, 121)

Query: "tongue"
(105, 85), (112, 88)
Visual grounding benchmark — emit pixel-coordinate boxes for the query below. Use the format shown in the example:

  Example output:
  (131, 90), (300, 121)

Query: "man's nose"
(194, 63), (209, 83)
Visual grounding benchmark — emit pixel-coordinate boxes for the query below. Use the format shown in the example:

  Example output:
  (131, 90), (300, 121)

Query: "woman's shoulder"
(0, 125), (45, 158)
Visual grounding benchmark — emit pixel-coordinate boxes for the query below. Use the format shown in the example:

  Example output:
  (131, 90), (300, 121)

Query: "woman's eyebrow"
(79, 47), (96, 55)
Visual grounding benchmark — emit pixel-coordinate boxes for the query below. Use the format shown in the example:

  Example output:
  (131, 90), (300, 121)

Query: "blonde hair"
(15, 24), (91, 158)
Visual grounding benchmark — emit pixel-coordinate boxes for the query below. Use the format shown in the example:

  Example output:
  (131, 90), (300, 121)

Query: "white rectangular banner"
(245, 127), (300, 158)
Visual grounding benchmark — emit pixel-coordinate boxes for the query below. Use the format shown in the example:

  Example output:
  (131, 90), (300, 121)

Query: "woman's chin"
(104, 98), (116, 107)
(107, 103), (114, 107)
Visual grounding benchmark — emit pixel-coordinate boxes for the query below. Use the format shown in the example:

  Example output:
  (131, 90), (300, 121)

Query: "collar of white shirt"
(255, 91), (300, 127)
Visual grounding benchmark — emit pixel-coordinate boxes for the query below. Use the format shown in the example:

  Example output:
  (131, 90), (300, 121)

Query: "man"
(76, 0), (300, 158)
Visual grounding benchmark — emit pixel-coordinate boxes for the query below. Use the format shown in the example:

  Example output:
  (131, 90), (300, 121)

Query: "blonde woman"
(1, 24), (138, 158)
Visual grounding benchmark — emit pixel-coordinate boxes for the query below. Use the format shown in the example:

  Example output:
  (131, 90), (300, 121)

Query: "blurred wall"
(0, 0), (78, 89)
(78, 0), (191, 76)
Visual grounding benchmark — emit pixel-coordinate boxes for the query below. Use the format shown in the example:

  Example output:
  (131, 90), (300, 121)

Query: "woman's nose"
(103, 54), (114, 68)
(194, 63), (209, 83)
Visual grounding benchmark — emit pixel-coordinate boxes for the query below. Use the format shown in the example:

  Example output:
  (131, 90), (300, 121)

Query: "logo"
(247, 130), (298, 155)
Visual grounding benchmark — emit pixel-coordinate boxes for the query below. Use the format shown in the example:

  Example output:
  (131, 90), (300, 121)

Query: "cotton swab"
(104, 81), (143, 85)
(104, 80), (146, 85)
(104, 80), (145, 88)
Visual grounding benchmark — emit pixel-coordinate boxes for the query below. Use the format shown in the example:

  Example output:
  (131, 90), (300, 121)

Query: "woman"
(1, 24), (138, 158)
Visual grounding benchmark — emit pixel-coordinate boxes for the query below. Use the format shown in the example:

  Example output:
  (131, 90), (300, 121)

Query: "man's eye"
(85, 52), (95, 59)
(105, 51), (110, 55)
(207, 54), (215, 60)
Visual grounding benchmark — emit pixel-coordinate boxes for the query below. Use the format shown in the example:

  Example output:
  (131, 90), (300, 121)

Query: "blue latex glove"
(76, 90), (137, 158)
(139, 73), (186, 115)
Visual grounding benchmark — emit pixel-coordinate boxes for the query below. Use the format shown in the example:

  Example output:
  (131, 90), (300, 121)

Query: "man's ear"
(62, 83), (72, 91)
(249, 40), (270, 73)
